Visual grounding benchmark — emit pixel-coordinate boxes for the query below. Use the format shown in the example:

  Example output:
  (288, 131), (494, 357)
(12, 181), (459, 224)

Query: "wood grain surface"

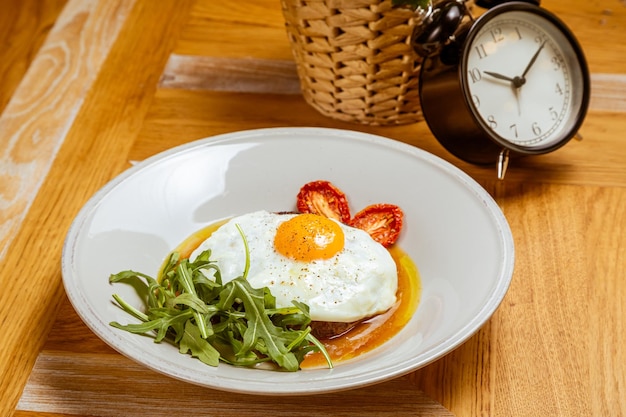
(18, 352), (453, 417)
(0, 0), (67, 114)
(1, 0), (625, 416)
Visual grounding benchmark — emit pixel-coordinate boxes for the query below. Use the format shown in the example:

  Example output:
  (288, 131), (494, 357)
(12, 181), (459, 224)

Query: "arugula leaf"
(226, 278), (301, 371)
(179, 321), (221, 366)
(109, 240), (332, 371)
(176, 259), (211, 338)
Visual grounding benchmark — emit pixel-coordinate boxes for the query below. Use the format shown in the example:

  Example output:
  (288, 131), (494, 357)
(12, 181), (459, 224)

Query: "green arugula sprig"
(109, 227), (332, 372)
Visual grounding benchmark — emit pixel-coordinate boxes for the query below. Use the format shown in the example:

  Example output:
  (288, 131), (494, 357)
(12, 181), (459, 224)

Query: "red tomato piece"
(296, 180), (351, 223)
(349, 204), (404, 247)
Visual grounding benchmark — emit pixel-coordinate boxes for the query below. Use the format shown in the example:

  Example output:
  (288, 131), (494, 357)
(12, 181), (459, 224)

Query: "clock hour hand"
(484, 71), (526, 88)
(484, 71), (514, 82)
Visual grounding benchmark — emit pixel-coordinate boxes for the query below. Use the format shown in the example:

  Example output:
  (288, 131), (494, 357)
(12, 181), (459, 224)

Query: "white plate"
(62, 127), (514, 395)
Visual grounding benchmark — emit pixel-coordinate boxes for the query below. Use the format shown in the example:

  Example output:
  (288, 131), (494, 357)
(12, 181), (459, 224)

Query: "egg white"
(190, 210), (398, 323)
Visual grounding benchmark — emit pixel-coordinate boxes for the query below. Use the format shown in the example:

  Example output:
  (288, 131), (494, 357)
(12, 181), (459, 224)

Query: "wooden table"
(1, 0), (624, 416)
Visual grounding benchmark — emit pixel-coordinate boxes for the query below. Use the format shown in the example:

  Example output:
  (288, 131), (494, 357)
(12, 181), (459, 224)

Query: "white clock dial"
(463, 10), (585, 149)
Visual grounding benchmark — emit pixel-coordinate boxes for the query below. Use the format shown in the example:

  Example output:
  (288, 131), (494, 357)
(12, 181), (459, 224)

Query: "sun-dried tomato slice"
(349, 204), (404, 247)
(296, 180), (351, 223)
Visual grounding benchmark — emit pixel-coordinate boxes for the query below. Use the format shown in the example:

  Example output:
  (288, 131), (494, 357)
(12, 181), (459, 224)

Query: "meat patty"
(310, 321), (358, 340)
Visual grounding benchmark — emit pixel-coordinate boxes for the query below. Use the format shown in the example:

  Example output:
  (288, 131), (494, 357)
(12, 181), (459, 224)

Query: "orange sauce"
(173, 219), (229, 261)
(167, 220), (421, 368)
(301, 245), (420, 368)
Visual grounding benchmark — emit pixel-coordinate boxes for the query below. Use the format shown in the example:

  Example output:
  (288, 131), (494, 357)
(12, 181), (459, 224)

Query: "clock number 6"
(532, 122), (542, 136)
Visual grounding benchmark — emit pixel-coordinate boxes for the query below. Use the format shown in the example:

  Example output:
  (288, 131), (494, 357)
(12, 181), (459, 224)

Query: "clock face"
(462, 7), (588, 151)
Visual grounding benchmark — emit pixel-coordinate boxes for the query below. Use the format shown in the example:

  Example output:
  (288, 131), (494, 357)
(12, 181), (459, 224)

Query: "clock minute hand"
(521, 40), (547, 79)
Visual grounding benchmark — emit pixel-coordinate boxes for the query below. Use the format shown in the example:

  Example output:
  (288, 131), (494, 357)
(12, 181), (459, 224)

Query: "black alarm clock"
(413, 0), (590, 178)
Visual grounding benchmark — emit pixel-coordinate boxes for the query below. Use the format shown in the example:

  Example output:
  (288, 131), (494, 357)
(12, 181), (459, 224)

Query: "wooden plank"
(17, 351), (454, 417)
(158, 54), (626, 113)
(24, 294), (457, 416)
(24, 290), (457, 416)
(411, 183), (624, 416)
(544, 0), (626, 73)
(41, 294), (118, 354)
(589, 73), (626, 112)
(587, 186), (626, 417)
(491, 183), (625, 416)
(0, 0), (196, 415)
(492, 183), (591, 416)
(408, 323), (494, 416)
(174, 0), (293, 60)
(0, 0), (68, 114)
(130, 89), (626, 188)
(0, 0), (135, 262)
(159, 55), (301, 94)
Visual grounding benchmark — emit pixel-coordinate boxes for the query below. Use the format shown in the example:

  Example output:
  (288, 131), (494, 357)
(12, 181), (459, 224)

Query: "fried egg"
(190, 210), (398, 323)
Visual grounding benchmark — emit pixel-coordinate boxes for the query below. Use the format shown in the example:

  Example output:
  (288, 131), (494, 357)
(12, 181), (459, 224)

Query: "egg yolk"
(274, 213), (345, 261)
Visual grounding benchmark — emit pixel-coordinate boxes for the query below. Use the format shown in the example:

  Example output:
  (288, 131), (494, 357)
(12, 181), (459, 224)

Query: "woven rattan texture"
(281, 0), (424, 125)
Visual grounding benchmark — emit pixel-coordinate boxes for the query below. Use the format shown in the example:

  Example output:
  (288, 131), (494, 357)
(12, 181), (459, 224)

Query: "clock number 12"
(491, 28), (504, 43)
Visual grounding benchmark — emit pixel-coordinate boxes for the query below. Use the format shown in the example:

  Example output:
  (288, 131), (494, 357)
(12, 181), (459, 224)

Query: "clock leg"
(497, 149), (510, 180)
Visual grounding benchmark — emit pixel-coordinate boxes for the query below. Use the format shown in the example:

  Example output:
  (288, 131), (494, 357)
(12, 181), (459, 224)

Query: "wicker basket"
(281, 0), (426, 126)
